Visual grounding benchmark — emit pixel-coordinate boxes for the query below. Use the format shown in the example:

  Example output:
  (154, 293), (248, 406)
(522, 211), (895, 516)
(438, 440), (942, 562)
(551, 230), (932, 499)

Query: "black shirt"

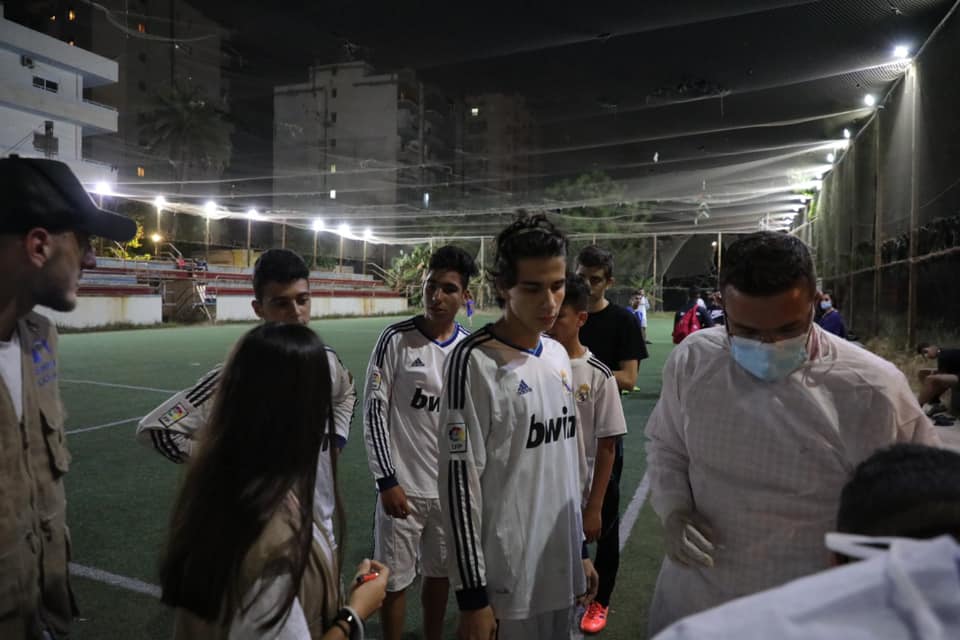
(579, 302), (649, 371)
(938, 348), (960, 375)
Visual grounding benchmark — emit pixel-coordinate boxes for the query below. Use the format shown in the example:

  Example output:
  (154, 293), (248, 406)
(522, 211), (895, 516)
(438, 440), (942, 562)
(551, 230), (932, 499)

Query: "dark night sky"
(201, 1), (951, 176)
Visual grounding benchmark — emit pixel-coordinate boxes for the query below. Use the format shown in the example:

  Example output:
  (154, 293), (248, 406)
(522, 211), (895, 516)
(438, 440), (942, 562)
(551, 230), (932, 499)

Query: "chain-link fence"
(808, 7), (960, 348)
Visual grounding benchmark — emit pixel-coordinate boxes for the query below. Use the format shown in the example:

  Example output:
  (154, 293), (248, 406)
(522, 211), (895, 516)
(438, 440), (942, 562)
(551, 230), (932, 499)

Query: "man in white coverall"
(644, 231), (940, 635)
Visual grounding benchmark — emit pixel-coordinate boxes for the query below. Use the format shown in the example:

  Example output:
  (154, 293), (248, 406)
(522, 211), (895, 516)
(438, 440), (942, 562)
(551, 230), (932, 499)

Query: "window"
(137, 23), (146, 33)
(330, 138), (337, 148)
(33, 77), (59, 93)
(330, 164), (336, 173)
(471, 107), (480, 117)
(331, 88), (337, 98)
(50, 15), (56, 21)
(68, 9), (76, 21)
(330, 112), (337, 123)
(136, 166), (145, 177)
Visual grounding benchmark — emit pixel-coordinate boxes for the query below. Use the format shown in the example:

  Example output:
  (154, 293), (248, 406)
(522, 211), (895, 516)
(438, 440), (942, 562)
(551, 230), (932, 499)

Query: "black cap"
(0, 156), (137, 241)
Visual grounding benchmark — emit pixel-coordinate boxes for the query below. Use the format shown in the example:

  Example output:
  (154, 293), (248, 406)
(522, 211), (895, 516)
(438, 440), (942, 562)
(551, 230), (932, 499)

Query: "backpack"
(672, 305), (702, 344)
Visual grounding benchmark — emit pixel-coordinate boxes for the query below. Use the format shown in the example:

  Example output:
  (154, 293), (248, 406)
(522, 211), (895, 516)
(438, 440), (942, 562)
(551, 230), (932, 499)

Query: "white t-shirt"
(570, 349), (628, 505)
(0, 332), (22, 422)
(438, 326), (585, 619)
(363, 317), (469, 498)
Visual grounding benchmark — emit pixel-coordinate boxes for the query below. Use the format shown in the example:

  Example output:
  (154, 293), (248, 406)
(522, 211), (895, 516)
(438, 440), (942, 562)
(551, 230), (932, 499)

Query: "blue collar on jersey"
(485, 324), (543, 356)
(413, 315), (464, 347)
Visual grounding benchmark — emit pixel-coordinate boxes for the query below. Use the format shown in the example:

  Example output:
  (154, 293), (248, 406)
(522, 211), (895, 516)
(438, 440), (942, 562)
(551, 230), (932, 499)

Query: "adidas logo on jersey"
(526, 406), (577, 449)
(410, 387), (441, 413)
(517, 380), (533, 395)
(411, 357), (425, 367)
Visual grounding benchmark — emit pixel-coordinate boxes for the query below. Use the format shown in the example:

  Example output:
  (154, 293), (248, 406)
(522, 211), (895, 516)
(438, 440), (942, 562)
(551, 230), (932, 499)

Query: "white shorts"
(496, 607), (576, 640)
(373, 494), (447, 592)
(639, 313), (648, 328)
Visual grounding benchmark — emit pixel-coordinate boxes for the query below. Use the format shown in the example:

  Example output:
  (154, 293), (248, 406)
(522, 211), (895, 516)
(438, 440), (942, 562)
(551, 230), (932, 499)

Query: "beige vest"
(174, 505), (339, 639)
(0, 313), (75, 639)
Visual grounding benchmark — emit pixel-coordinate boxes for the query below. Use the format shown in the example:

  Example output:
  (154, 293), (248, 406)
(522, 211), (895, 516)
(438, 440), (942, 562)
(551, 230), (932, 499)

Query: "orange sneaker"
(580, 602), (609, 634)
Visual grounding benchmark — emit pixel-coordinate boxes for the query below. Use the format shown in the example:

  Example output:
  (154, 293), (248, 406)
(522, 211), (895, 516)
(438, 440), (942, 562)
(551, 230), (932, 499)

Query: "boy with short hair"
(548, 273), (627, 547)
(363, 245), (478, 640)
(439, 214), (597, 640)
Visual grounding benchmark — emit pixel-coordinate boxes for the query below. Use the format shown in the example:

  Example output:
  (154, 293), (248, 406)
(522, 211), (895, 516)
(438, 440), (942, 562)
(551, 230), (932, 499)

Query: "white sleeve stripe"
(587, 357), (613, 379)
(373, 320), (416, 368)
(368, 399), (394, 478)
(375, 399), (395, 474)
(185, 369), (221, 405)
(450, 460), (482, 588)
(448, 332), (494, 410)
(150, 429), (186, 463)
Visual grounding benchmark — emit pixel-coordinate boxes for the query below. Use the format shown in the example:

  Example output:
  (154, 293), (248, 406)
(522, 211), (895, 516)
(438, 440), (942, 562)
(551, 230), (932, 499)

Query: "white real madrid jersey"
(438, 325), (586, 619)
(363, 317), (470, 498)
(570, 349), (628, 505)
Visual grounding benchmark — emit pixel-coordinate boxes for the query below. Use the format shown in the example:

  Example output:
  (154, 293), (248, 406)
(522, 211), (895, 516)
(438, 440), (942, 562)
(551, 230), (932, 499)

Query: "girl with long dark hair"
(160, 323), (388, 638)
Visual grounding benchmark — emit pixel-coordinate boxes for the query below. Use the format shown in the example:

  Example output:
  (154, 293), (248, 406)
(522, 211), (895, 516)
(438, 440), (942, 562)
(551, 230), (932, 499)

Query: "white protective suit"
(653, 536), (960, 640)
(644, 325), (940, 635)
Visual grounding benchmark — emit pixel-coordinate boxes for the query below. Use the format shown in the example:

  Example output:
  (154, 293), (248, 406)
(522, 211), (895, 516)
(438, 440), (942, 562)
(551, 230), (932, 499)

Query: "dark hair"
(428, 245), (479, 289)
(561, 272), (591, 312)
(917, 342), (932, 355)
(719, 232), (816, 297)
(489, 213), (567, 307)
(837, 444), (960, 540)
(577, 245), (614, 279)
(160, 323), (341, 629)
(253, 249), (310, 301)
(687, 286), (700, 300)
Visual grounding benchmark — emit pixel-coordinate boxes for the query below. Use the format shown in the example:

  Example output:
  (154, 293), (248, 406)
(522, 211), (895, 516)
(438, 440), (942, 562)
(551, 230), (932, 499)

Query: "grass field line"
(70, 563), (161, 599)
(62, 378), (177, 394)
(67, 416), (142, 435)
(619, 471), (651, 552)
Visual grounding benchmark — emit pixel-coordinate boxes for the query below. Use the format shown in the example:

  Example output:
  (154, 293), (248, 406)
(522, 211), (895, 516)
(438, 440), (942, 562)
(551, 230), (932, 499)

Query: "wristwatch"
(333, 606), (364, 640)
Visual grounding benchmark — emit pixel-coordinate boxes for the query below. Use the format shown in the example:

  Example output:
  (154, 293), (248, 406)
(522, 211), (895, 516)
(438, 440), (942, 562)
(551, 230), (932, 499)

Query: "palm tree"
(143, 83), (233, 187)
(142, 83), (233, 242)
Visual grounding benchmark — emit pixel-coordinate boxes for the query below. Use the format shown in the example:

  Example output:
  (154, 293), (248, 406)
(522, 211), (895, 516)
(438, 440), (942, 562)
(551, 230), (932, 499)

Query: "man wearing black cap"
(0, 157), (136, 638)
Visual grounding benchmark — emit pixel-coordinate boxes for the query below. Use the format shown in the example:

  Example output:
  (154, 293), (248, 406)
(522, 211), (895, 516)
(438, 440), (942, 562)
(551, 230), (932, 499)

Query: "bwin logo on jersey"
(517, 380), (533, 395)
(526, 406), (577, 449)
(410, 387), (441, 412)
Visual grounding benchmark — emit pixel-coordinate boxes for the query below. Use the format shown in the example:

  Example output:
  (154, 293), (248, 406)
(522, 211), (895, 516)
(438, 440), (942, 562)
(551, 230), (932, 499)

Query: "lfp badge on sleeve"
(448, 423), (467, 453)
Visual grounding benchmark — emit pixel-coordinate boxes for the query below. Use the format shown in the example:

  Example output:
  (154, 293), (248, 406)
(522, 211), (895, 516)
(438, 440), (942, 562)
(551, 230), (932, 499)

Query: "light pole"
(94, 182), (112, 255)
(363, 228), (373, 275)
(338, 223), (350, 271)
(153, 196), (166, 242)
(246, 208), (259, 267)
(203, 200), (216, 262)
(312, 218), (324, 269)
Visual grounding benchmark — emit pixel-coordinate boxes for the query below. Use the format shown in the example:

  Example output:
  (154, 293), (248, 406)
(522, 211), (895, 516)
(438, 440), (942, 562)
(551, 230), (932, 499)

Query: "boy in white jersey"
(439, 214), (598, 640)
(547, 273), (627, 548)
(364, 245), (479, 640)
(136, 249), (356, 541)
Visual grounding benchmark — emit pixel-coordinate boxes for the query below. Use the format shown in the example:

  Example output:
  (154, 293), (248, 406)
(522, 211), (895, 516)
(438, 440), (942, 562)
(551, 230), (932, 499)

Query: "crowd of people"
(2, 158), (958, 640)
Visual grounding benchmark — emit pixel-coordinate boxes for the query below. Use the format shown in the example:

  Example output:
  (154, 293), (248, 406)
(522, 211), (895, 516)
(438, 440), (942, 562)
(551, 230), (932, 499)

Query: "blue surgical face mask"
(820, 300), (833, 311)
(729, 331), (810, 382)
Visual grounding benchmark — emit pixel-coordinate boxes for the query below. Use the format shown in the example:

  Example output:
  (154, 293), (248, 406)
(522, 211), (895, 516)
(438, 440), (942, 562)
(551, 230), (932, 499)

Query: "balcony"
(0, 81), (118, 134)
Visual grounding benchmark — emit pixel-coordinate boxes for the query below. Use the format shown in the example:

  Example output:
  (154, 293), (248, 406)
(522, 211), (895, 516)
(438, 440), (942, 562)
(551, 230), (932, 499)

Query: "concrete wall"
(216, 294), (408, 322)
(37, 295), (162, 329)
